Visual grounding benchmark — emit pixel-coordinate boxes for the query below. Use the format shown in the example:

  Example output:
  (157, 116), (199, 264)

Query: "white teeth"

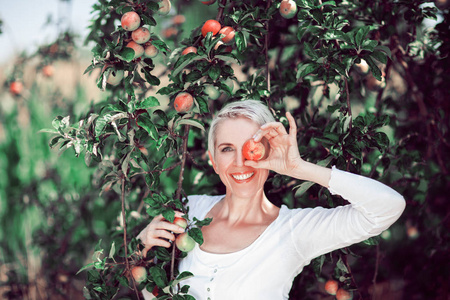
(232, 172), (254, 180)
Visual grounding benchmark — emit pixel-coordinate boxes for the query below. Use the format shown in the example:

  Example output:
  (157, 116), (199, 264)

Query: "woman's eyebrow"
(217, 143), (233, 148)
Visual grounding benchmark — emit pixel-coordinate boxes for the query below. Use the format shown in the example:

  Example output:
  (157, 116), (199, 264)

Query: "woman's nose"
(234, 149), (245, 167)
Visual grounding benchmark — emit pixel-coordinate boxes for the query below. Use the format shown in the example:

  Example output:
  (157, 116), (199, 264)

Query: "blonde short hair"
(208, 100), (275, 160)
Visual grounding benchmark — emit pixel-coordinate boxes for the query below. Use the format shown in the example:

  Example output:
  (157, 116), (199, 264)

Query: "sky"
(0, 0), (98, 64)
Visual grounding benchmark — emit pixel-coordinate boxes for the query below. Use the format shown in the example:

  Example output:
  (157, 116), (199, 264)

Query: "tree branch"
(171, 125), (191, 281)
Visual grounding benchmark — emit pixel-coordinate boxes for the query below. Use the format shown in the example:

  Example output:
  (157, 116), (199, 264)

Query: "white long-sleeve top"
(143, 167), (405, 300)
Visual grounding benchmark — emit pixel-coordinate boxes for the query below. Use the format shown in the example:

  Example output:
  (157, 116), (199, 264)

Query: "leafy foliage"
(0, 0), (448, 299)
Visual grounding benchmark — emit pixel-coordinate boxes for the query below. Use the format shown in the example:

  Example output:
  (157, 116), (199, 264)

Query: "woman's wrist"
(291, 160), (332, 188)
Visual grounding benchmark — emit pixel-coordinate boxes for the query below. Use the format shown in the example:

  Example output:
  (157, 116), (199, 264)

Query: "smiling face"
(209, 117), (269, 198)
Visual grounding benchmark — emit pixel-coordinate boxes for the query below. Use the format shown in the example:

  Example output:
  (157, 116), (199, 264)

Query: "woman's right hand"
(137, 211), (186, 258)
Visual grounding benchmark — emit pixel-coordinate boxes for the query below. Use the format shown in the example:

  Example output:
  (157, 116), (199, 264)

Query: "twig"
(171, 125), (191, 281)
(265, 0), (271, 93)
(372, 244), (380, 300)
(120, 177), (139, 299)
(344, 77), (352, 132)
(216, 0), (228, 22)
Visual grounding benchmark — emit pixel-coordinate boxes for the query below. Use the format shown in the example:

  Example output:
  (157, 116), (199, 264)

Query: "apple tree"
(43, 0), (448, 299)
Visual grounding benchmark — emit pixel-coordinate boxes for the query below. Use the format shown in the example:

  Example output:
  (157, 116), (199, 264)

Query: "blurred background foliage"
(0, 0), (449, 299)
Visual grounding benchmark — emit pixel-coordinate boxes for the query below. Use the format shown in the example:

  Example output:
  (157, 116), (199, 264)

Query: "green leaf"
(370, 50), (388, 64)
(208, 64), (221, 81)
(374, 132), (390, 149)
(162, 209), (175, 223)
(172, 53), (204, 77)
(137, 96), (160, 109)
(185, 70), (203, 82)
(177, 119), (205, 131)
(365, 56), (382, 81)
(149, 266), (168, 288)
(141, 14), (157, 26)
(361, 39), (378, 52)
(336, 257), (349, 273)
(154, 247), (172, 262)
(108, 242), (116, 259)
(304, 42), (319, 60)
(142, 68), (161, 86)
(138, 115), (159, 140)
(76, 262), (95, 275)
(188, 227), (204, 245)
(118, 47), (135, 62)
(195, 96), (209, 114)
(235, 31), (247, 53)
(296, 63), (320, 79)
(355, 26), (372, 48)
(375, 45), (392, 59)
(294, 181), (315, 197)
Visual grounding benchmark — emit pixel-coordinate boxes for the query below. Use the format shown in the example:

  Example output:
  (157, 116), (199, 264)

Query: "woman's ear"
(208, 150), (218, 173)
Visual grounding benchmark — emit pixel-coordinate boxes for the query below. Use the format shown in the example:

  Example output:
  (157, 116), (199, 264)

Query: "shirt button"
(207, 287), (210, 292)
(210, 277), (214, 281)
(207, 298), (211, 300)
(214, 269), (217, 273)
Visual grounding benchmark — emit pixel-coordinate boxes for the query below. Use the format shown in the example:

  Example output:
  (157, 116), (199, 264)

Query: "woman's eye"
(221, 147), (233, 152)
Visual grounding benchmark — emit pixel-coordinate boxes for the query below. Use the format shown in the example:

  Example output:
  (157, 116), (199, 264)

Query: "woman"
(138, 100), (405, 299)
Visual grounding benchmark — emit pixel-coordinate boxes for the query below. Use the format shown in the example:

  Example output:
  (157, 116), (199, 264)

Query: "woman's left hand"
(244, 112), (304, 177)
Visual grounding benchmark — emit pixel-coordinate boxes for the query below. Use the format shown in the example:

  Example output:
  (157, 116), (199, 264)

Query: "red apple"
(121, 11), (141, 31)
(242, 139), (266, 161)
(9, 81), (23, 95)
(126, 41), (144, 59)
(336, 288), (353, 300)
(324, 279), (339, 295)
(181, 46), (197, 55)
(175, 232), (196, 252)
(201, 20), (221, 37)
(201, 0), (216, 4)
(42, 65), (54, 77)
(158, 0), (171, 15)
(174, 92), (194, 113)
(279, 0), (298, 19)
(218, 26), (235, 43)
(173, 217), (188, 229)
(172, 14), (186, 25)
(131, 266), (147, 283)
(144, 43), (159, 58)
(132, 27), (151, 44)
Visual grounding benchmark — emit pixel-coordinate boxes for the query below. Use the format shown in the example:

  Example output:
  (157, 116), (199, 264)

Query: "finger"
(142, 247), (150, 258)
(174, 211), (185, 218)
(154, 229), (176, 241)
(159, 222), (186, 233)
(151, 238), (172, 248)
(244, 160), (270, 170)
(286, 112), (297, 138)
(254, 122), (288, 142)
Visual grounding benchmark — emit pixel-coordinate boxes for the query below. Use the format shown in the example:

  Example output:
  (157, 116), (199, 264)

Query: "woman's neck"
(216, 189), (276, 225)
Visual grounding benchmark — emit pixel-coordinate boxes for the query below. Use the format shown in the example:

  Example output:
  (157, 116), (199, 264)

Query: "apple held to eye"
(242, 139), (266, 161)
(175, 232), (196, 252)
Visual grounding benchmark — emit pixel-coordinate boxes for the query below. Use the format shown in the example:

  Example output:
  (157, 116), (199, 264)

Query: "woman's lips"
(230, 172), (255, 183)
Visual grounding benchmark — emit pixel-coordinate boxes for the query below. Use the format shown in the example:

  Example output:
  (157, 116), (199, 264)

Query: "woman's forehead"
(215, 117), (259, 142)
